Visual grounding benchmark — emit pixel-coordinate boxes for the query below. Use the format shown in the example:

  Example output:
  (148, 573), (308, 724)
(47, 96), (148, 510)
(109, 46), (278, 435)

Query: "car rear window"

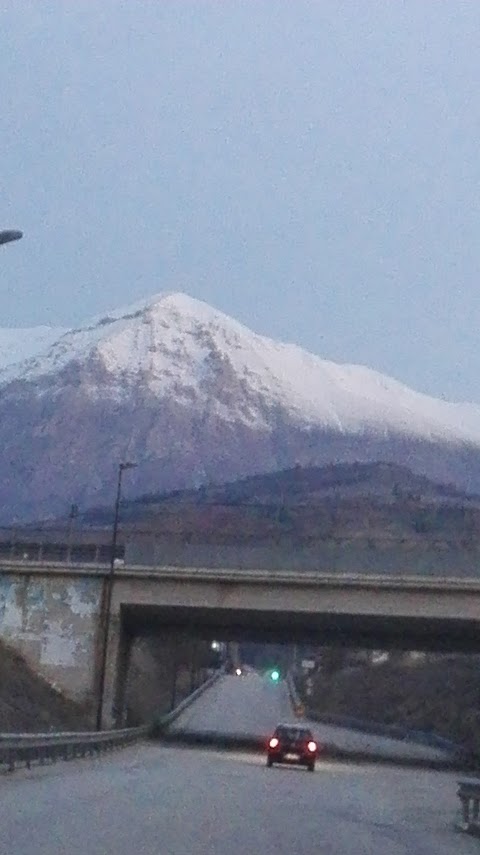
(275, 726), (312, 740)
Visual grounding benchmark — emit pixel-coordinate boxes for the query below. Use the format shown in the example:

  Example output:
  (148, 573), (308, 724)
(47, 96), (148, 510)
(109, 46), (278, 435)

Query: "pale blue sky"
(2, 1), (479, 401)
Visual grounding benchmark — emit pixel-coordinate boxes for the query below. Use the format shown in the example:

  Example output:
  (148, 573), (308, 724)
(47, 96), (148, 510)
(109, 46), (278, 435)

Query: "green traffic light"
(271, 669), (280, 682)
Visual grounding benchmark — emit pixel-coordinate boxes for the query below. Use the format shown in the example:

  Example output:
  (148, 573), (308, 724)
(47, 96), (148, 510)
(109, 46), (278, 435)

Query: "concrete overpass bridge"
(2, 559), (480, 727)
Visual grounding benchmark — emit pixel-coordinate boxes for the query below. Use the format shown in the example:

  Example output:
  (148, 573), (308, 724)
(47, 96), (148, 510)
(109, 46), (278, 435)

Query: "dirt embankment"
(0, 636), (214, 733)
(0, 641), (90, 733)
(306, 654), (480, 754)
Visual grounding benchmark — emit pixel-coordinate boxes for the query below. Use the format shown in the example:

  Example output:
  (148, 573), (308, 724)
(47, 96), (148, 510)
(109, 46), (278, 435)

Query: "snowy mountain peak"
(76, 291), (246, 337)
(1, 291), (480, 447)
(2, 291), (480, 522)
(1, 291), (252, 382)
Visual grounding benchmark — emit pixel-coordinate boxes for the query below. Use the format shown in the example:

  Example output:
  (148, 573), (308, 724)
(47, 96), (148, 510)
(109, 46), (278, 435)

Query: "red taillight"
(307, 741), (317, 752)
(269, 737), (279, 749)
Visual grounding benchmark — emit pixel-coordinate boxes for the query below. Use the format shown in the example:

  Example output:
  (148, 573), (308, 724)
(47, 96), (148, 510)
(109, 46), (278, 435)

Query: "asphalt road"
(0, 673), (474, 854)
(172, 672), (454, 763)
(0, 742), (475, 854)
(170, 671), (293, 736)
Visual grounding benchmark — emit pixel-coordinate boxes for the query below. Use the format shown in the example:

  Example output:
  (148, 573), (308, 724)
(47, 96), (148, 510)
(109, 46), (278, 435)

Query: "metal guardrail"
(304, 709), (463, 755)
(0, 725), (150, 773)
(153, 669), (224, 734)
(457, 779), (480, 836)
(286, 672), (304, 717)
(1, 668), (223, 774)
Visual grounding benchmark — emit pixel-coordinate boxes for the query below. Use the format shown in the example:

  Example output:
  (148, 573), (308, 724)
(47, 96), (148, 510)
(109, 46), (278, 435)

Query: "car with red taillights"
(267, 724), (318, 772)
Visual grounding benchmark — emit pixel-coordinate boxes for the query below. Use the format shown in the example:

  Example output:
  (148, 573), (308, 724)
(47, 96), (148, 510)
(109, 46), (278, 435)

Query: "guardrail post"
(460, 795), (470, 826)
(457, 781), (480, 833)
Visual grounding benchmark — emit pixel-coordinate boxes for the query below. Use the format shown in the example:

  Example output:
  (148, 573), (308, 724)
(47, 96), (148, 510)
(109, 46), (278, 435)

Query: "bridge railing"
(0, 725), (150, 773)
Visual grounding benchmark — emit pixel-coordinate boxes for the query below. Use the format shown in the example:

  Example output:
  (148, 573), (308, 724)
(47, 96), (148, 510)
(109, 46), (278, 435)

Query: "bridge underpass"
(122, 601), (480, 650)
(36, 562), (479, 729)
(113, 599), (480, 729)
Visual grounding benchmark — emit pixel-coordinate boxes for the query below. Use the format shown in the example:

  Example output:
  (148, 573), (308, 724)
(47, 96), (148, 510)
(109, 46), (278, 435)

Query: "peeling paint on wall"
(41, 619), (78, 667)
(67, 581), (98, 618)
(0, 576), (22, 632)
(26, 582), (45, 609)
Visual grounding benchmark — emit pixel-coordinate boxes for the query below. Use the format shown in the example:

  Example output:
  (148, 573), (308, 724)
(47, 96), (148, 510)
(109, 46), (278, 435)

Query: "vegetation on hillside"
(72, 462), (480, 550)
(303, 651), (480, 755)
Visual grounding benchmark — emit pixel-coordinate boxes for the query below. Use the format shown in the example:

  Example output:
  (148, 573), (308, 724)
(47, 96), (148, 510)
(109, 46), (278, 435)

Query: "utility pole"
(95, 462), (136, 730)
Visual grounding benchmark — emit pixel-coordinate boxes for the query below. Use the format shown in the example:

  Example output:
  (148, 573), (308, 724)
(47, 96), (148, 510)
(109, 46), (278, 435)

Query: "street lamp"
(0, 229), (23, 246)
(95, 461), (137, 730)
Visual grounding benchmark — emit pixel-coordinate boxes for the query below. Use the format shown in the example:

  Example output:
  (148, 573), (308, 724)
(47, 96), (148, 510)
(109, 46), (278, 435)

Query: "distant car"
(266, 724), (319, 772)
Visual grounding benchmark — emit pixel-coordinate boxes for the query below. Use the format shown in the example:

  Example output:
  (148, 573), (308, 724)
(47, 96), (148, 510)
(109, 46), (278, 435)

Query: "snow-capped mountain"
(1, 291), (480, 522)
(3, 292), (480, 441)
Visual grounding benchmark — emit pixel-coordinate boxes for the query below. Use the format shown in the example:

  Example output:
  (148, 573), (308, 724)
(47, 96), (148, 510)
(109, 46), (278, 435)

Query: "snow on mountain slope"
(0, 325), (66, 370)
(1, 291), (480, 447)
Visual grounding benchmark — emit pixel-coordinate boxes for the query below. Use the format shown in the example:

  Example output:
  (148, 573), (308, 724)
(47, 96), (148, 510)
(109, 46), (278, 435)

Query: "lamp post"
(95, 461), (137, 730)
(0, 230), (23, 246)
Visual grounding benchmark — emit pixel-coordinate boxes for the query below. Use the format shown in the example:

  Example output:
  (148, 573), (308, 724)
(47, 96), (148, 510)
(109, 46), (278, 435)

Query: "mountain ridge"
(74, 460), (480, 528)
